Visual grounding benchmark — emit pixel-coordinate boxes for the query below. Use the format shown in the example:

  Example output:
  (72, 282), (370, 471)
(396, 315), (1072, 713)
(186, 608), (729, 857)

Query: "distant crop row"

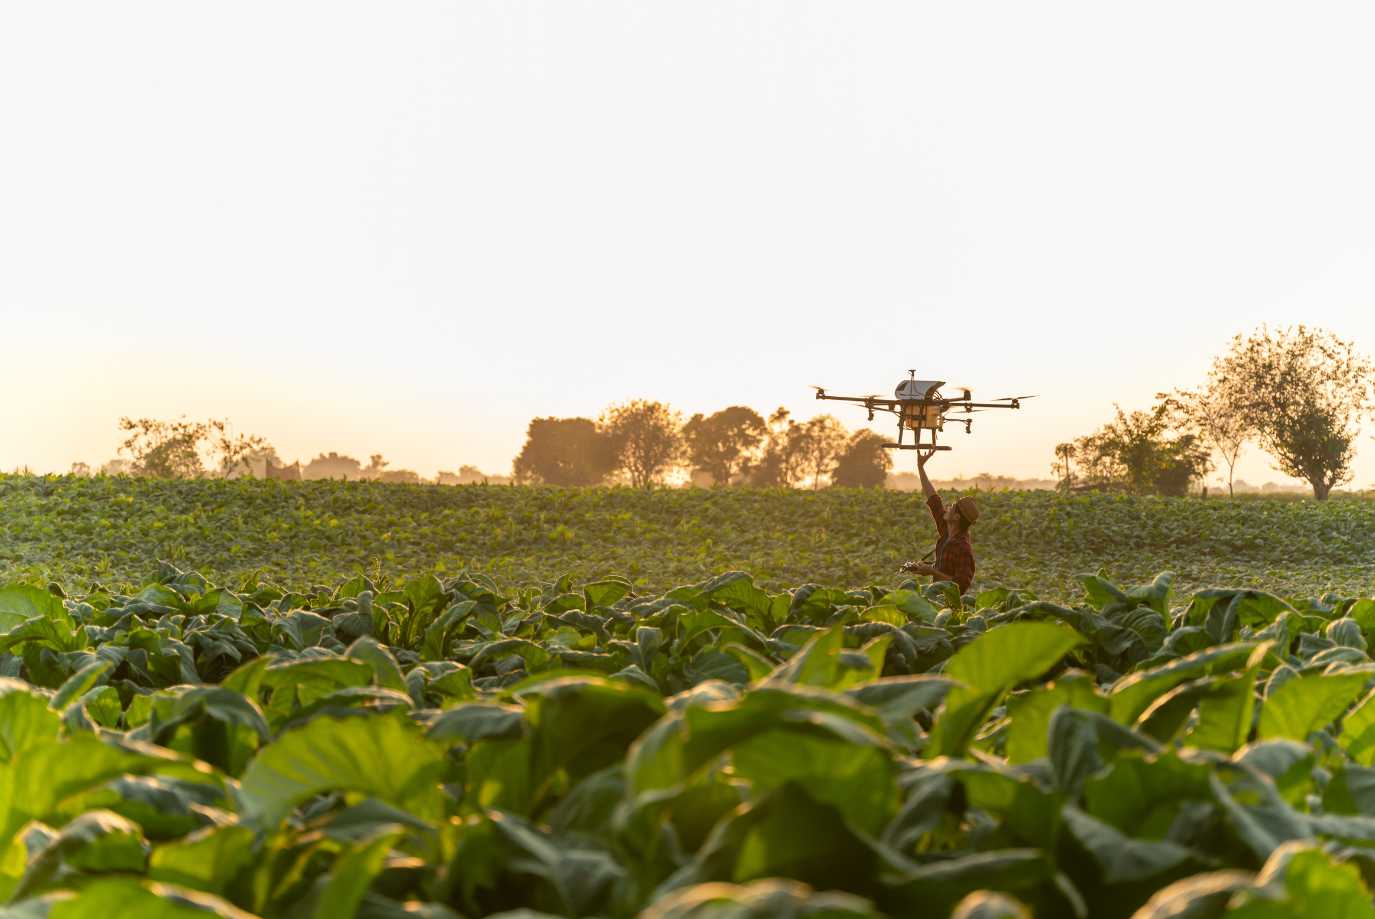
(4, 558), (1375, 916)
(3, 474), (1374, 603)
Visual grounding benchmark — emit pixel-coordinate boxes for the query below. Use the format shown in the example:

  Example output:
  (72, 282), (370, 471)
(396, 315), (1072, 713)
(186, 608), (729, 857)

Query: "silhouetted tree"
(1052, 443), (1076, 492)
(303, 452), (364, 480)
(683, 406), (767, 486)
(1065, 403), (1211, 496)
(1162, 384), (1251, 497)
(117, 416), (275, 480)
(748, 408), (806, 488)
(1214, 325), (1373, 500)
(796, 414), (848, 490)
(118, 416), (206, 479)
(513, 417), (615, 486)
(830, 429), (893, 488)
(207, 419), (275, 478)
(600, 400), (686, 487)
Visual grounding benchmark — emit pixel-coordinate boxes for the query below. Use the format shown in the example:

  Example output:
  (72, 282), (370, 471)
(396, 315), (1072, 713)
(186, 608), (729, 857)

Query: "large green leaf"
(584, 577), (633, 610)
(1061, 803), (1196, 884)
(959, 769), (1066, 852)
(346, 638), (408, 692)
(691, 783), (879, 892)
(0, 735), (177, 845)
(843, 675), (957, 736)
(1083, 750), (1214, 837)
(1129, 870), (1259, 919)
(1321, 764), (1375, 817)
(0, 586), (70, 634)
(926, 623), (1085, 758)
(49, 774), (227, 842)
(1047, 705), (1103, 798)
(311, 824), (406, 919)
(481, 810), (628, 918)
(421, 601), (474, 662)
(1209, 765), (1312, 861)
(1226, 844), (1375, 918)
(1108, 642), (1259, 726)
(1005, 672), (1108, 764)
(12, 809), (149, 900)
(147, 825), (254, 896)
(0, 615), (86, 655)
(730, 727), (897, 836)
(238, 715), (446, 829)
(427, 704), (526, 744)
(520, 676), (666, 799)
(49, 661), (112, 712)
(624, 685), (887, 802)
(1180, 646), (1269, 754)
(639, 879), (882, 919)
(0, 682), (61, 764)
(45, 876), (255, 918)
(261, 656), (375, 697)
(1260, 673), (1370, 741)
(1340, 690), (1375, 765)
(889, 849), (1055, 917)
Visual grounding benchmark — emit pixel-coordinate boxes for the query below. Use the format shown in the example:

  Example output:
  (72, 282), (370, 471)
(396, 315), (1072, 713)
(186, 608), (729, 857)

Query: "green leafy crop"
(2, 475), (1374, 601)
(0, 553), (1373, 918)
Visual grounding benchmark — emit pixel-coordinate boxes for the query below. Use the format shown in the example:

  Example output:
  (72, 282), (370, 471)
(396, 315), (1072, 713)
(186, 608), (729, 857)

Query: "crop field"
(2, 474), (1374, 603)
(5, 553), (1375, 916)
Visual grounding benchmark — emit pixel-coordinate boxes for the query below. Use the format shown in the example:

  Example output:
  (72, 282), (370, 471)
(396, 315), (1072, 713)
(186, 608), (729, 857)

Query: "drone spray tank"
(890, 372), (950, 450)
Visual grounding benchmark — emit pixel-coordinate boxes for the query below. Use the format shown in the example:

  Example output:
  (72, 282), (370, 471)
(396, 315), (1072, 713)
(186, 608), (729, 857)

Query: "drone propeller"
(959, 407), (991, 413)
(808, 385), (827, 391)
(992, 395), (1039, 401)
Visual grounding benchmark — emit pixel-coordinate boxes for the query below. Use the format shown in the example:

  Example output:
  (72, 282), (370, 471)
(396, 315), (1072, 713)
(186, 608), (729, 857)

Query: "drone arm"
(814, 393), (882, 403)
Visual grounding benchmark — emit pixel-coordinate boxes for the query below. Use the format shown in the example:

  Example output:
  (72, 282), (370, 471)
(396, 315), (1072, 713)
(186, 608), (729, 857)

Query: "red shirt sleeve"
(926, 494), (948, 540)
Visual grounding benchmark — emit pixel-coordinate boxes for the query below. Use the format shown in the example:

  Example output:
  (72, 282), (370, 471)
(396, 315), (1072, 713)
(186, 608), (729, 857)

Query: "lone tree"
(683, 406), (767, 486)
(749, 409), (839, 488)
(207, 419), (276, 478)
(118, 416), (275, 479)
(748, 409), (798, 488)
(599, 400), (685, 487)
(119, 417), (206, 479)
(794, 414), (849, 490)
(830, 429), (893, 488)
(1052, 442), (1076, 492)
(512, 417), (615, 486)
(1064, 403), (1212, 496)
(1215, 325), (1374, 500)
(1162, 382), (1251, 497)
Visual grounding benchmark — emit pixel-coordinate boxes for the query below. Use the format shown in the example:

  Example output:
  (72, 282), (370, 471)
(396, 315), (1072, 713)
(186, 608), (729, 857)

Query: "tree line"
(1054, 325), (1375, 500)
(512, 400), (894, 489)
(86, 419), (488, 485)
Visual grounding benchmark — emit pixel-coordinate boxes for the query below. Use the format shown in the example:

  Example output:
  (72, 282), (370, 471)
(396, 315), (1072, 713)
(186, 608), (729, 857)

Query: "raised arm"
(916, 450), (938, 499)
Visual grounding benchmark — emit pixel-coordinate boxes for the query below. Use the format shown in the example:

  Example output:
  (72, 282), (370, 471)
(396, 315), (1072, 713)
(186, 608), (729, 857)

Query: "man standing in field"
(900, 450), (979, 595)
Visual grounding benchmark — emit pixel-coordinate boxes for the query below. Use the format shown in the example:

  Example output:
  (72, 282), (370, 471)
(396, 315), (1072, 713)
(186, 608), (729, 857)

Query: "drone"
(811, 370), (1036, 451)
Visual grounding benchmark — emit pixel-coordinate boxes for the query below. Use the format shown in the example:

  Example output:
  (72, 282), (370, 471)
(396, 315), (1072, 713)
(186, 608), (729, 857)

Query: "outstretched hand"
(916, 449), (936, 468)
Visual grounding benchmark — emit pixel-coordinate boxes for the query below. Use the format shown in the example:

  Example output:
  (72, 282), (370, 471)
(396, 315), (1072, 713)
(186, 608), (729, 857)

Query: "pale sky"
(3, 5), (1374, 489)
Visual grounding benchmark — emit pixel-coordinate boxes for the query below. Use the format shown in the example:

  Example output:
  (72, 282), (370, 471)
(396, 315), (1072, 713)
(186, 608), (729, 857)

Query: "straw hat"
(954, 496), (981, 524)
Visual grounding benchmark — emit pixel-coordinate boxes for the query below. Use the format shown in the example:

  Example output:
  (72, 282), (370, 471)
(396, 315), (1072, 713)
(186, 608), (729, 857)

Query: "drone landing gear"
(883, 420), (950, 451)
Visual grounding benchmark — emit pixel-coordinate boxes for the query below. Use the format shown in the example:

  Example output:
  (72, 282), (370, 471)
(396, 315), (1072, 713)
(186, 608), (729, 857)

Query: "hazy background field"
(5, 475), (1372, 604)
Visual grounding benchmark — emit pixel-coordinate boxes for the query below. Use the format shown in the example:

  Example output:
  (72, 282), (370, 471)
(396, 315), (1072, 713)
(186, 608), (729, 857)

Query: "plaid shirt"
(927, 494), (975, 595)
